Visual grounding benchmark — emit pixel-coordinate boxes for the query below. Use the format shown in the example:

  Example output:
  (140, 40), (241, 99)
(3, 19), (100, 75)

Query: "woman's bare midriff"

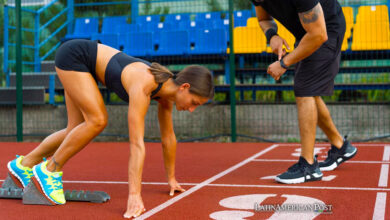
(95, 43), (120, 85)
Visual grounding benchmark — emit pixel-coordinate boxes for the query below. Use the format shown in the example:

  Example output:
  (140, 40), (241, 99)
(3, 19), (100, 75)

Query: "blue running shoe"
(7, 155), (34, 188)
(32, 160), (66, 205)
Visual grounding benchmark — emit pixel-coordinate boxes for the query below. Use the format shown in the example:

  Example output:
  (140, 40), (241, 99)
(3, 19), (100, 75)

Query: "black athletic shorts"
(293, 33), (343, 97)
(54, 39), (98, 79)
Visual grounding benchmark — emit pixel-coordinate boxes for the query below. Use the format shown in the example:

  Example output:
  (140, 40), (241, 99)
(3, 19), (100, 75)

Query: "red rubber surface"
(0, 142), (389, 219)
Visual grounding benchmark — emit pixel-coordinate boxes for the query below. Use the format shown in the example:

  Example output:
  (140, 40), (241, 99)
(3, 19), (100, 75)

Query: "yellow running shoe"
(32, 160), (66, 205)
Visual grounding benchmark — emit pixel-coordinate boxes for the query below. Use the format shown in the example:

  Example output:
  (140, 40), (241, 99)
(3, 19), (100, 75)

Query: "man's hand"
(123, 194), (145, 219)
(267, 60), (288, 81)
(168, 178), (186, 196)
(270, 35), (290, 60)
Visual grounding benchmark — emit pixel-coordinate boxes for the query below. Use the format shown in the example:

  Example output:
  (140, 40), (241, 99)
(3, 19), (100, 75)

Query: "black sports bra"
(104, 52), (162, 102)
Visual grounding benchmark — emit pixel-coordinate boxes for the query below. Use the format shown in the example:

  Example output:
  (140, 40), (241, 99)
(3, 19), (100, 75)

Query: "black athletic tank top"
(105, 52), (162, 102)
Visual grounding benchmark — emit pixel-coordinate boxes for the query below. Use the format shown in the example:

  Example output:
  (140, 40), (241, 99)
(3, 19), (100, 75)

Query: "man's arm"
(255, 5), (277, 34)
(282, 3), (328, 67)
(255, 5), (290, 60)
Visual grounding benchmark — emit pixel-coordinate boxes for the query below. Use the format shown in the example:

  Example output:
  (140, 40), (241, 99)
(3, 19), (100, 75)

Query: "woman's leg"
(21, 91), (84, 168)
(46, 68), (108, 172)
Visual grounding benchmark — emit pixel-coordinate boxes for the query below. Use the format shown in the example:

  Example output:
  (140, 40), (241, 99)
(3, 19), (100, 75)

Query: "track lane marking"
(372, 192), (386, 220)
(252, 159), (390, 164)
(135, 144), (279, 219)
(1, 180), (390, 191)
(383, 146), (390, 161)
(278, 143), (385, 147)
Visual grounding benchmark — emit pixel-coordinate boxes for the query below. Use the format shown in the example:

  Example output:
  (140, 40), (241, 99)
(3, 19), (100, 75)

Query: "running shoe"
(275, 156), (323, 184)
(7, 155), (34, 188)
(319, 136), (357, 171)
(32, 160), (66, 205)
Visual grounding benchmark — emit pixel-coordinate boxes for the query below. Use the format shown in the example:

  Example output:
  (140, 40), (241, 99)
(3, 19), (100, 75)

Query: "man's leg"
(275, 96), (323, 184)
(315, 96), (343, 148)
(316, 96), (357, 171)
(296, 96), (318, 164)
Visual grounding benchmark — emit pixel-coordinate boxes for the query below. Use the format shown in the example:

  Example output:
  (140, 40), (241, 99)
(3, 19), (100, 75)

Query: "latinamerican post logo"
(254, 203), (333, 214)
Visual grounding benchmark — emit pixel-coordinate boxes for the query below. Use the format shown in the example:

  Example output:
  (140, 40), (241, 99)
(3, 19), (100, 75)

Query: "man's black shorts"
(293, 34), (343, 97)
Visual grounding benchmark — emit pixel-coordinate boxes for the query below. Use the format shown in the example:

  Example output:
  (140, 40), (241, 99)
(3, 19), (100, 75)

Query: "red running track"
(0, 142), (389, 219)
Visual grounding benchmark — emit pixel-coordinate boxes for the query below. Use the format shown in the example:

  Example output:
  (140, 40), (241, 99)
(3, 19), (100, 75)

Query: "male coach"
(249, 0), (357, 184)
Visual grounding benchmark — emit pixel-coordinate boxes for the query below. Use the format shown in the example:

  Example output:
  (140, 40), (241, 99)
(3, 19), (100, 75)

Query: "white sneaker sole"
(275, 173), (323, 184)
(320, 148), (357, 171)
(7, 162), (26, 188)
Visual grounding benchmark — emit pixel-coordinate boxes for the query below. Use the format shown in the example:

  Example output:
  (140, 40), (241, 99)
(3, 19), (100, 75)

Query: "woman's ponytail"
(149, 62), (175, 83)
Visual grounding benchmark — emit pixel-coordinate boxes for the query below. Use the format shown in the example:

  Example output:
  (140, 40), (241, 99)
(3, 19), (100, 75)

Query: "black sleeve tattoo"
(298, 4), (321, 24)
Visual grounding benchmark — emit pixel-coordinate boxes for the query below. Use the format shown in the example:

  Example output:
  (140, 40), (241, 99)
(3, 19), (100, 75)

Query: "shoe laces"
(288, 160), (304, 172)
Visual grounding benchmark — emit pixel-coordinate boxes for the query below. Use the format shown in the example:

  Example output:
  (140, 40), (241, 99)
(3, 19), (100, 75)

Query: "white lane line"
(252, 159), (390, 164)
(278, 143), (384, 147)
(372, 192), (387, 220)
(0, 179), (198, 186)
(206, 183), (390, 192)
(383, 146), (390, 161)
(378, 164), (389, 187)
(2, 179), (389, 191)
(135, 144), (279, 220)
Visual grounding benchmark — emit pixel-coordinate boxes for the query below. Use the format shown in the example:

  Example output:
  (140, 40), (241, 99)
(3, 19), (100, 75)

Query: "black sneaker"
(319, 136), (357, 171)
(275, 156), (323, 184)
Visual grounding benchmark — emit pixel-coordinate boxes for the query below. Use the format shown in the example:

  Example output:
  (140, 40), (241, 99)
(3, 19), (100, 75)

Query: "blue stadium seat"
(153, 22), (174, 46)
(179, 21), (205, 44)
(136, 15), (160, 24)
(195, 12), (222, 22)
(123, 32), (154, 57)
(63, 17), (99, 41)
(164, 14), (191, 24)
(234, 10), (252, 27)
(154, 30), (189, 56)
(225, 10), (252, 27)
(215, 19), (230, 42)
(91, 33), (120, 49)
(190, 29), (227, 55)
(116, 23), (141, 34)
(101, 16), (128, 33)
(115, 24), (141, 49)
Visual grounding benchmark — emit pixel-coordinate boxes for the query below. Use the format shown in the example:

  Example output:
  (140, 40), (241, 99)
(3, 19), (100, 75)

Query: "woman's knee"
(86, 112), (108, 132)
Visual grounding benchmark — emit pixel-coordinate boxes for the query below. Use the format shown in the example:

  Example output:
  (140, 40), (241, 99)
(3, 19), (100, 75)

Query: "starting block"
(1, 173), (110, 205)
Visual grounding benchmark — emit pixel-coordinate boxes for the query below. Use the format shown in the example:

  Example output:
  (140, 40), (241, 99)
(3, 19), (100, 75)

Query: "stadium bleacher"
(59, 5), (390, 57)
(4, 6), (390, 104)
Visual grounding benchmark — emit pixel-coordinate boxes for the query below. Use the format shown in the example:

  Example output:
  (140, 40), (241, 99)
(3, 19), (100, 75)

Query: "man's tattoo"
(51, 157), (60, 172)
(299, 4), (321, 24)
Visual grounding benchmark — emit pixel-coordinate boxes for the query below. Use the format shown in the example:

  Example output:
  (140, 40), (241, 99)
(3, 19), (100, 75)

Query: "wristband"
(280, 58), (288, 69)
(265, 28), (278, 44)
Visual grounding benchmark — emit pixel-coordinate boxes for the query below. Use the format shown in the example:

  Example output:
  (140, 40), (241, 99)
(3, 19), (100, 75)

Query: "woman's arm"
(157, 99), (185, 196)
(127, 84), (150, 195)
(122, 64), (155, 218)
(123, 84), (150, 218)
(158, 100), (176, 179)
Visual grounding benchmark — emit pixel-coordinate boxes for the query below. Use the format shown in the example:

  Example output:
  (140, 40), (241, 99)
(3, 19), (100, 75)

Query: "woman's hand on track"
(168, 178), (186, 196)
(123, 194), (145, 219)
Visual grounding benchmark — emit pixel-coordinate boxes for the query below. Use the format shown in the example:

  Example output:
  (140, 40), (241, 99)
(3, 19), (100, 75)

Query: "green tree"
(142, 0), (169, 16)
(234, 0), (252, 10)
(207, 0), (223, 12)
(0, 0), (5, 83)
